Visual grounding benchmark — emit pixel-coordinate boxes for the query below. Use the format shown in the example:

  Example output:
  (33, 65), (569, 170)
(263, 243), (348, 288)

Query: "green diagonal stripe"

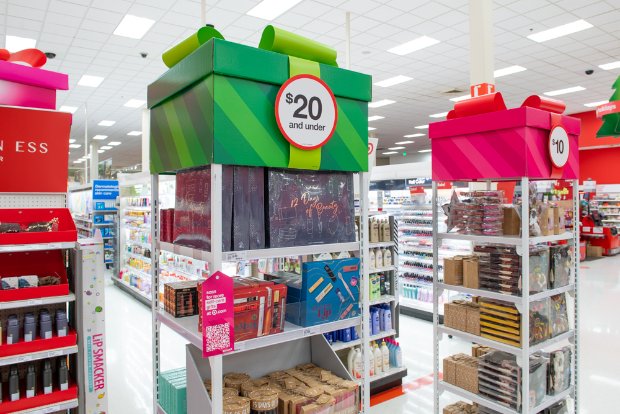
(163, 102), (194, 167)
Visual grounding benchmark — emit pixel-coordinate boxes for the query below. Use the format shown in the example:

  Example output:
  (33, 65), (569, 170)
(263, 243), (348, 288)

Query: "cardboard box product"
(442, 356), (458, 385)
(502, 206), (521, 236)
(163, 281), (199, 318)
(465, 302), (481, 336)
(462, 257), (479, 289)
(586, 244), (604, 258)
(444, 301), (467, 332)
(284, 258), (360, 327)
(454, 356), (479, 394)
(444, 256), (464, 286)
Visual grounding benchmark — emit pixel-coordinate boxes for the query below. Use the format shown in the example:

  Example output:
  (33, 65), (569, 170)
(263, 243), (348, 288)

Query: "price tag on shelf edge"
(275, 74), (338, 150)
(549, 126), (570, 168)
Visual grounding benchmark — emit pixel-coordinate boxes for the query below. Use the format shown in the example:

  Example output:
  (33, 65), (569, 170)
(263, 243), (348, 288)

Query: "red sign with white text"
(437, 181), (453, 190)
(596, 100), (620, 118)
(409, 186), (425, 195)
(0, 106), (71, 192)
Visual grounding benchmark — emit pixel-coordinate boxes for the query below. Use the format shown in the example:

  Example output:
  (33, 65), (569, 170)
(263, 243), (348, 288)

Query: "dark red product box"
(164, 281), (199, 318)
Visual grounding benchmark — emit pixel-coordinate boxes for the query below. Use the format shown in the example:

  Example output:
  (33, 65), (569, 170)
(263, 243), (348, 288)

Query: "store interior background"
(3, 0), (620, 413)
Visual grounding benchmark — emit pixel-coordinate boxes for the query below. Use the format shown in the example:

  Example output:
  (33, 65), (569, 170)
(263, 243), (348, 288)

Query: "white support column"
(520, 177), (530, 414)
(345, 12), (351, 70)
(210, 163), (224, 414)
(359, 172), (370, 412)
(84, 104), (89, 183)
(201, 0), (207, 25)
(469, 0), (495, 86)
(89, 142), (99, 181)
(141, 109), (150, 173)
(151, 174), (160, 414)
(432, 181), (440, 414)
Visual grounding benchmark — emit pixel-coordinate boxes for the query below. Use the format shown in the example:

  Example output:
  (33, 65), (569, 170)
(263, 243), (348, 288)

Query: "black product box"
(266, 169), (355, 248)
(231, 166), (265, 251)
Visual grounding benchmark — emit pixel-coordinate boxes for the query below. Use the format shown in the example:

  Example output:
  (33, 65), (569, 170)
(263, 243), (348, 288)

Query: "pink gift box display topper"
(429, 92), (580, 181)
(0, 49), (68, 110)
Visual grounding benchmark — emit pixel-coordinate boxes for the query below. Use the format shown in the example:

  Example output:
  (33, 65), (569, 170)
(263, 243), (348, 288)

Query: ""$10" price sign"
(275, 74), (338, 150)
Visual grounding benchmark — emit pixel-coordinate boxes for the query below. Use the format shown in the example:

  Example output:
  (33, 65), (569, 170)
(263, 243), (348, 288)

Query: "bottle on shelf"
(26, 364), (36, 398)
(383, 247), (392, 267)
(347, 347), (357, 376)
(375, 248), (383, 269)
(381, 219), (391, 242)
(353, 348), (363, 379)
(381, 341), (390, 372)
(373, 342), (383, 375)
(369, 344), (376, 376)
(370, 218), (380, 243)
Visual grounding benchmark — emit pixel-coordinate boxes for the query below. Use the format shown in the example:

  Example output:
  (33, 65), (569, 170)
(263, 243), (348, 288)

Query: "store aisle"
(105, 255), (620, 413)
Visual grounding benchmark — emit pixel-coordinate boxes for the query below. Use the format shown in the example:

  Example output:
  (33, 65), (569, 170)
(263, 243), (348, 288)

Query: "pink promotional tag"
(201, 271), (234, 358)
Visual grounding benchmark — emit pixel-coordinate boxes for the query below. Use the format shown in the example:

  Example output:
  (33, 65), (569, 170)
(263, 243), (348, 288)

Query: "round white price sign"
(549, 126), (570, 168)
(275, 74), (338, 150)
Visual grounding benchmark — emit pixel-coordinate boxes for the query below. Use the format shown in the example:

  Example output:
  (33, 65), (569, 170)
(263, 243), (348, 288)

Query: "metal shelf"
(125, 206), (151, 211)
(369, 329), (397, 342)
(331, 338), (362, 351)
(438, 283), (575, 304)
(0, 345), (78, 367)
(369, 265), (396, 273)
(439, 381), (518, 414)
(113, 278), (151, 306)
(14, 398), (80, 414)
(437, 232), (573, 245)
(369, 366), (407, 384)
(369, 241), (395, 248)
(0, 293), (76, 310)
(92, 209), (117, 214)
(369, 295), (396, 306)
(0, 241), (75, 253)
(93, 221), (115, 226)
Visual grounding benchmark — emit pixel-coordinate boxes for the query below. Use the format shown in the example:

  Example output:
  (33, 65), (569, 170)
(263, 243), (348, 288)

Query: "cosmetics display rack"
(151, 169), (374, 414)
(0, 193), (108, 414)
(432, 178), (579, 414)
(69, 184), (118, 269)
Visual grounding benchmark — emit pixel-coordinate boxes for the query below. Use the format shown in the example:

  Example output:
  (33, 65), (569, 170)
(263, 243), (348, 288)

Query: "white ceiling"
(1, 0), (620, 167)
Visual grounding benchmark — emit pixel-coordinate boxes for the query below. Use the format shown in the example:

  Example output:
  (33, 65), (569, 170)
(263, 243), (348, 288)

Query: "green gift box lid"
(147, 38), (371, 174)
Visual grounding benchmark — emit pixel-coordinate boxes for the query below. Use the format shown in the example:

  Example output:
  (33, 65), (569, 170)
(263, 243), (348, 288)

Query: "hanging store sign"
(202, 271), (234, 358)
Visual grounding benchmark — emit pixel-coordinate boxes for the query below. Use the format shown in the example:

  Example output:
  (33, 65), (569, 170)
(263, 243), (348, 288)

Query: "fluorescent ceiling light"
(382, 151), (398, 155)
(599, 61), (620, 70)
(368, 116), (385, 122)
(527, 19), (592, 42)
(73, 160), (84, 164)
(374, 75), (413, 88)
(99, 120), (116, 126)
(369, 99), (396, 108)
(404, 133), (425, 138)
(78, 75), (104, 87)
(388, 146), (405, 150)
(92, 135), (107, 141)
(415, 124), (429, 129)
(368, 127), (376, 131)
(494, 65), (527, 78)
(418, 149), (432, 153)
(98, 149), (105, 153)
(127, 130), (142, 136)
(388, 36), (440, 56)
(246, 0), (302, 20)
(543, 86), (585, 96)
(113, 14), (155, 39)
(69, 139), (76, 144)
(108, 141), (121, 146)
(395, 140), (414, 145)
(450, 94), (471, 102)
(584, 100), (609, 108)
(124, 99), (146, 108)
(101, 146), (112, 150)
(5, 35), (36, 52)
(429, 111), (448, 118)
(69, 144), (81, 148)
(59, 105), (78, 113)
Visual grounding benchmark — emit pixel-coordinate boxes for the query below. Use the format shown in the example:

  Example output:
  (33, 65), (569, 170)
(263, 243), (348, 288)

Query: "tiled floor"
(105, 255), (620, 413)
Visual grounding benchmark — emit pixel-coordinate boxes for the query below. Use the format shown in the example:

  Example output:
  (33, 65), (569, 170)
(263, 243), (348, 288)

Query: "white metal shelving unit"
(151, 168), (373, 413)
(432, 177), (579, 414)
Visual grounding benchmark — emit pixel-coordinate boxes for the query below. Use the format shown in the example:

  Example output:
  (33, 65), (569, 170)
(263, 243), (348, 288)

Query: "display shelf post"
(432, 180), (440, 414)
(359, 172), (371, 412)
(521, 177), (530, 413)
(151, 174), (161, 414)
(572, 178), (580, 410)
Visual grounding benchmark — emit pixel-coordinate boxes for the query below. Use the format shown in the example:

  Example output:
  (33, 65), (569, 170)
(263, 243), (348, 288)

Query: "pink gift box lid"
(0, 60), (68, 91)
(429, 106), (581, 139)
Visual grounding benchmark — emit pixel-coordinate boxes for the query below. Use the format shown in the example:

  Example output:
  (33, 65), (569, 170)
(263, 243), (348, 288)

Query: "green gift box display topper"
(147, 25), (371, 174)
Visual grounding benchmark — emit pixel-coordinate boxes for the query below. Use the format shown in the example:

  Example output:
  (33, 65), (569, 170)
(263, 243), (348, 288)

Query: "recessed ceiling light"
(97, 149), (105, 153)
(404, 133), (425, 138)
(527, 19), (593, 43)
(418, 149), (432, 153)
(99, 120), (116, 126)
(92, 135), (107, 141)
(78, 75), (104, 87)
(429, 111), (449, 118)
(415, 125), (429, 129)
(368, 127), (376, 131)
(388, 36), (440, 56)
(368, 99), (396, 108)
(59, 105), (78, 113)
(584, 100), (609, 107)
(69, 139), (76, 144)
(494, 65), (527, 78)
(108, 141), (121, 146)
(124, 99), (146, 108)
(69, 144), (81, 148)
(101, 146), (112, 150)
(388, 146), (405, 150)
(127, 130), (142, 136)
(599, 61), (620, 70)
(5, 35), (36, 52)
(395, 141), (414, 145)
(113, 14), (155, 39)
(247, 0), (303, 20)
(368, 116), (385, 122)
(374, 75), (413, 88)
(543, 86), (585, 96)
(449, 94), (471, 102)
(382, 151), (398, 155)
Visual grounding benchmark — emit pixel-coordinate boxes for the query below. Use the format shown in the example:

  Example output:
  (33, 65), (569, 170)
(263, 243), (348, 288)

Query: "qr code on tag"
(205, 323), (231, 353)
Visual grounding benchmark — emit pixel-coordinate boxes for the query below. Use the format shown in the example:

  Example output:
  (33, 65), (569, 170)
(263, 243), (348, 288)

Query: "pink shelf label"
(202, 271), (234, 358)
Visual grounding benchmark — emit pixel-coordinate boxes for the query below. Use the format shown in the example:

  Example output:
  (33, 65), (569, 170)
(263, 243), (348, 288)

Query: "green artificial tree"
(597, 75), (620, 138)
